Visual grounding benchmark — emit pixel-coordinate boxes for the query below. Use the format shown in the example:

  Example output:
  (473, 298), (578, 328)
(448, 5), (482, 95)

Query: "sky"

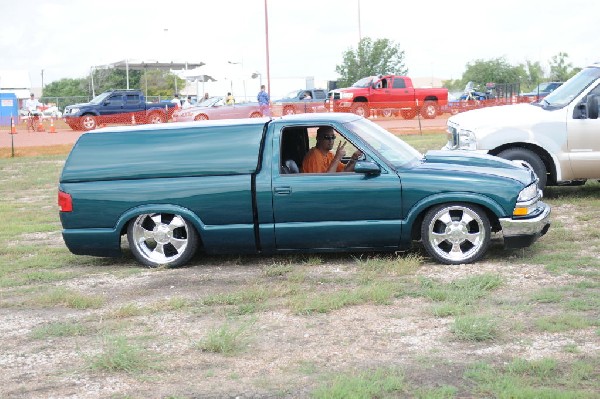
(0, 0), (599, 89)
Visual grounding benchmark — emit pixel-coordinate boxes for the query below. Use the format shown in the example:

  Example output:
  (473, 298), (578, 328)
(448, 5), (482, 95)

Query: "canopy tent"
(92, 59), (205, 96)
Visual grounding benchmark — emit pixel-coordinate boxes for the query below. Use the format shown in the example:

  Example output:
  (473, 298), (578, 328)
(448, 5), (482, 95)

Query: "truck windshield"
(352, 77), (375, 88)
(541, 66), (600, 108)
(344, 118), (422, 167)
(89, 92), (112, 105)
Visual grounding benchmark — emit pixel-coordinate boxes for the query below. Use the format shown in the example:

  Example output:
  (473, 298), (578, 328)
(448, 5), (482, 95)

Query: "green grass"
(30, 321), (88, 339)
(451, 315), (497, 341)
(88, 335), (159, 373)
(196, 321), (252, 355)
(312, 368), (405, 399)
(33, 287), (105, 309)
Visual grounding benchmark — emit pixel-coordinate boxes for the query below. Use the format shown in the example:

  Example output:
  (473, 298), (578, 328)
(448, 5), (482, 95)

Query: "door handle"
(274, 186), (292, 195)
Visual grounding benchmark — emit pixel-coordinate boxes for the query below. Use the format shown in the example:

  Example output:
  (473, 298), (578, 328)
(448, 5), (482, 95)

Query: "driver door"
(271, 128), (403, 250)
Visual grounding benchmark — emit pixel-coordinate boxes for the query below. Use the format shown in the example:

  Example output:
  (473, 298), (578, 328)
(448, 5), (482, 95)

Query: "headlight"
(517, 183), (539, 202)
(340, 92), (354, 99)
(68, 108), (80, 114)
(513, 183), (541, 216)
(457, 129), (477, 150)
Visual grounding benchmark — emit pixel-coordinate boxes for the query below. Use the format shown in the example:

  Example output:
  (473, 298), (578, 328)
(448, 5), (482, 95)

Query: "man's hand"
(334, 141), (347, 160)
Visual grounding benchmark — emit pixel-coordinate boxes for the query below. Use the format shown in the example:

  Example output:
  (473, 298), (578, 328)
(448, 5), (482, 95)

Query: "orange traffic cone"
(131, 113), (136, 125)
(49, 117), (56, 133)
(37, 117), (45, 132)
(10, 116), (17, 134)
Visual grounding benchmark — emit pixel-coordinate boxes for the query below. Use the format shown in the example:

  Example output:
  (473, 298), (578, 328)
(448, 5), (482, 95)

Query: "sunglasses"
(321, 135), (336, 140)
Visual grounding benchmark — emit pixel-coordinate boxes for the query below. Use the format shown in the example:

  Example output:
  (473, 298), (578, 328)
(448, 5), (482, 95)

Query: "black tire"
(80, 114), (97, 131)
(127, 213), (199, 268)
(400, 109), (417, 120)
(420, 101), (438, 119)
(194, 114), (209, 121)
(421, 203), (491, 265)
(497, 148), (547, 189)
(351, 103), (369, 117)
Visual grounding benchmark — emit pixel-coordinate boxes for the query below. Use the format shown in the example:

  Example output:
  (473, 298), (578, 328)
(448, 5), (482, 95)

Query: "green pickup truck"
(58, 113), (550, 267)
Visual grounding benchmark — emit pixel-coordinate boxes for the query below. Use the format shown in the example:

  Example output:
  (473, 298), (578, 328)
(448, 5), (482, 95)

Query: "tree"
(43, 78), (88, 97)
(523, 60), (544, 91)
(462, 57), (526, 89)
(335, 37), (407, 88)
(549, 52), (577, 81)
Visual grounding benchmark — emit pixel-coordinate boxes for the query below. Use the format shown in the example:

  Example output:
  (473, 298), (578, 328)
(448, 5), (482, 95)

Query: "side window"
(297, 126), (361, 174)
(126, 94), (140, 104)
(280, 127), (308, 174)
(392, 78), (406, 89)
(107, 95), (124, 106)
(314, 90), (326, 100)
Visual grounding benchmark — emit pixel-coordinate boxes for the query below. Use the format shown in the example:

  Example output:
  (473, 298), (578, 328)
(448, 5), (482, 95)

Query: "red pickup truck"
(326, 75), (448, 119)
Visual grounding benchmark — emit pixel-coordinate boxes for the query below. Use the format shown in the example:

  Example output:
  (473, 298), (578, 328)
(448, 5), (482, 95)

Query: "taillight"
(58, 190), (73, 212)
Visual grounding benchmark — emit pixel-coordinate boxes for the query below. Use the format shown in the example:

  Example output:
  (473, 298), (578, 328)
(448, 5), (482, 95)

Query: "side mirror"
(354, 160), (381, 175)
(587, 94), (598, 119)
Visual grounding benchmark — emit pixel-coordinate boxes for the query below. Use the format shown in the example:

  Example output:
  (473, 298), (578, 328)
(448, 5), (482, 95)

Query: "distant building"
(0, 70), (34, 108)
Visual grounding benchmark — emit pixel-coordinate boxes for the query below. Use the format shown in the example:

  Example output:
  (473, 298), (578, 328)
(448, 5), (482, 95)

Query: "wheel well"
(423, 96), (438, 102)
(488, 143), (556, 185)
(353, 97), (368, 103)
(410, 202), (502, 241)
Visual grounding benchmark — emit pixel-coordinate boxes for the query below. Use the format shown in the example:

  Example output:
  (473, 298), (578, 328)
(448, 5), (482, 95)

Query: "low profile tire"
(194, 114), (209, 121)
(420, 101), (438, 119)
(421, 203), (491, 265)
(497, 148), (547, 189)
(127, 213), (199, 268)
(80, 115), (97, 131)
(351, 103), (369, 117)
(148, 113), (165, 124)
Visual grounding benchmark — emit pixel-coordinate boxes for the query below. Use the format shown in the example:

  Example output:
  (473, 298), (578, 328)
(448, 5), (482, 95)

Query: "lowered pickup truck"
(326, 75), (448, 119)
(273, 88), (328, 115)
(63, 89), (178, 131)
(444, 63), (600, 188)
(58, 113), (550, 268)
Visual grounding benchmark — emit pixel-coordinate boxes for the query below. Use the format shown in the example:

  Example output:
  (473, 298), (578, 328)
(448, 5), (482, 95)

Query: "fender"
(114, 204), (207, 237)
(401, 192), (507, 241)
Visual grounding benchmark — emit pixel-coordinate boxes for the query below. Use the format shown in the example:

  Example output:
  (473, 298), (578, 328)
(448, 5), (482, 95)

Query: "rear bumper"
(499, 202), (551, 248)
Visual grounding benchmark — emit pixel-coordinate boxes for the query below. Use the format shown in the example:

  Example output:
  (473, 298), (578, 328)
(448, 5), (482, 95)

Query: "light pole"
(228, 60), (246, 101)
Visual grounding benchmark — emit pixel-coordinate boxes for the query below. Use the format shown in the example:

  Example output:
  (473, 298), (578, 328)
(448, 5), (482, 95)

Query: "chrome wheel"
(81, 115), (97, 131)
(127, 213), (198, 268)
(421, 203), (490, 264)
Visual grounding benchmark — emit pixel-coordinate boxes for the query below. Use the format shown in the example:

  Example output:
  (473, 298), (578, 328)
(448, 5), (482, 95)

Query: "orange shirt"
(302, 147), (344, 173)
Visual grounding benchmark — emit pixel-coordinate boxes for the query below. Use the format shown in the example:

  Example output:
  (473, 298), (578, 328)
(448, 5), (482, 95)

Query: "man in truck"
(302, 127), (362, 173)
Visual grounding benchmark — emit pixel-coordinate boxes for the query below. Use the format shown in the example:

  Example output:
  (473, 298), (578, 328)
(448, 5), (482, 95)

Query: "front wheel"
(249, 112), (262, 118)
(421, 203), (491, 265)
(497, 148), (547, 189)
(351, 103), (369, 117)
(194, 114), (209, 121)
(127, 213), (199, 268)
(80, 115), (97, 131)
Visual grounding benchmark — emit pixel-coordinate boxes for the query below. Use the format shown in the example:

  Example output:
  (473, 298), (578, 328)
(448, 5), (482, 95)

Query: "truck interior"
(280, 127), (309, 174)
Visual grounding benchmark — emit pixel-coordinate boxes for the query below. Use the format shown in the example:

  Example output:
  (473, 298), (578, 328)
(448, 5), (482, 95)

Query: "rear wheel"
(250, 112), (262, 118)
(420, 101), (438, 119)
(194, 114), (209, 121)
(421, 203), (491, 265)
(127, 213), (198, 268)
(283, 106), (296, 115)
(497, 148), (547, 189)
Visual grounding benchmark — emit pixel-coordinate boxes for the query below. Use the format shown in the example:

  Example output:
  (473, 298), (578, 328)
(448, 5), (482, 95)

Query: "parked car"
(444, 64), (600, 189)
(171, 96), (263, 121)
(273, 89), (328, 115)
(518, 82), (563, 103)
(58, 113), (550, 268)
(41, 105), (62, 119)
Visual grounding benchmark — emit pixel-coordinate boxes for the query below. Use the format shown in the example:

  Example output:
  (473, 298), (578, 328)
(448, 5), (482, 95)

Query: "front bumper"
(499, 201), (551, 248)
